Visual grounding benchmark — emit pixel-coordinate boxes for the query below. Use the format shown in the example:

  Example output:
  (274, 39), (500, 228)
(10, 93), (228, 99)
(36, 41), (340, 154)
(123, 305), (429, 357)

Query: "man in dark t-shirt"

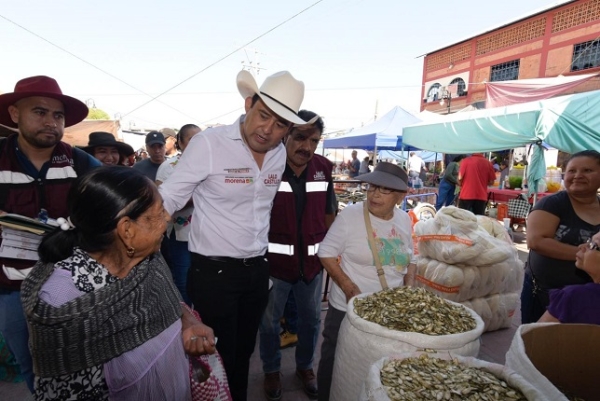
(132, 131), (166, 181)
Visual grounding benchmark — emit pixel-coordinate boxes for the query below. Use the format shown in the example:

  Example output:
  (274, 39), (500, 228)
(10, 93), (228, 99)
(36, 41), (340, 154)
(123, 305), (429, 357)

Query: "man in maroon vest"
(260, 110), (336, 400)
(0, 76), (99, 391)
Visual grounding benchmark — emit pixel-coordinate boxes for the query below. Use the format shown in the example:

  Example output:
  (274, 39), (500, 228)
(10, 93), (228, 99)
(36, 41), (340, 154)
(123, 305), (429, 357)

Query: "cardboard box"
(521, 324), (600, 400)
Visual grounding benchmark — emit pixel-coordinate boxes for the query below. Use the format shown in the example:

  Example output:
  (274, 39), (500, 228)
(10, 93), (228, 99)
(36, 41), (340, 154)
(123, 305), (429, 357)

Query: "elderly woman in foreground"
(316, 162), (416, 401)
(21, 167), (215, 401)
(538, 231), (600, 324)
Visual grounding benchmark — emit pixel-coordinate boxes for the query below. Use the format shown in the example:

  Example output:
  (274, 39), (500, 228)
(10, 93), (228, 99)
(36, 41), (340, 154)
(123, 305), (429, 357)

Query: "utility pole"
(374, 99), (379, 121)
(241, 48), (267, 76)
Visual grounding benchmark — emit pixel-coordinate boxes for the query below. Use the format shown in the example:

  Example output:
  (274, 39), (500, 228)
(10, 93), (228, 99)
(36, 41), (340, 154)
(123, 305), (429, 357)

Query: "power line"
(0, 13), (204, 126)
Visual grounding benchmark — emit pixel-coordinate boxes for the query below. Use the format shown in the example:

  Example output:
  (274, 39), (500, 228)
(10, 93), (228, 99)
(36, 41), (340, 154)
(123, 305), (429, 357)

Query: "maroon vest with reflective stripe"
(267, 155), (332, 283)
(0, 134), (77, 290)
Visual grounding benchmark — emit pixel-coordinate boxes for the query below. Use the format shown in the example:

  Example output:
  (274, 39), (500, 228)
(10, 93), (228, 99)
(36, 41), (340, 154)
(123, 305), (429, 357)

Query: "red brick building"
(420, 0), (600, 114)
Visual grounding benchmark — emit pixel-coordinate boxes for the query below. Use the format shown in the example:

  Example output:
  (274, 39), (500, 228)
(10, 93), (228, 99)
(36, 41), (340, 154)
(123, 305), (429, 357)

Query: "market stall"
(402, 90), (600, 198)
(487, 188), (552, 204)
(323, 106), (421, 151)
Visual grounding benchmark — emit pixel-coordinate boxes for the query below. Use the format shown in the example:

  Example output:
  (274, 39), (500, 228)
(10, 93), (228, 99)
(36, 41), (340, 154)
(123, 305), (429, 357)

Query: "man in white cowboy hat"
(0, 75), (100, 392)
(159, 69), (314, 401)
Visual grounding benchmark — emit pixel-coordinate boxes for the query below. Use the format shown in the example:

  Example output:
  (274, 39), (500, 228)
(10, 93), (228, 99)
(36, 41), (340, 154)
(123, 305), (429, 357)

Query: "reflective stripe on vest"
(0, 171), (34, 184)
(278, 182), (293, 192)
(268, 243), (294, 255)
(278, 181), (328, 193)
(47, 166), (77, 180)
(308, 243), (320, 256)
(268, 243), (321, 256)
(306, 181), (328, 193)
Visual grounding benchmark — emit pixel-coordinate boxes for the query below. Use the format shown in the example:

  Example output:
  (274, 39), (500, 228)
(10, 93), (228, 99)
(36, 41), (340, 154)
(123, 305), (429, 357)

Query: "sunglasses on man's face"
(587, 238), (600, 251)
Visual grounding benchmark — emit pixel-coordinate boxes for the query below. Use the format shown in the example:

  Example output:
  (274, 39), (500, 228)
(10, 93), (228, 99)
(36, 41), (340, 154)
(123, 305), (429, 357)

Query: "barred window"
(571, 40), (600, 72)
(425, 83), (441, 103)
(490, 60), (520, 82)
(449, 78), (467, 96)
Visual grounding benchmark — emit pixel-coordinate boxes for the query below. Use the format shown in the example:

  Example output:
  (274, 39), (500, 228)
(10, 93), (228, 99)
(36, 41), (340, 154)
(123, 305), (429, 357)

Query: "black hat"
(81, 132), (134, 156)
(145, 131), (165, 146)
(355, 162), (408, 191)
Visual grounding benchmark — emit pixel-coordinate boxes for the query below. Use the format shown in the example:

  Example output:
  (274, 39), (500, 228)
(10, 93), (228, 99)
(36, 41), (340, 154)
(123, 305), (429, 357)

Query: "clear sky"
(0, 0), (562, 133)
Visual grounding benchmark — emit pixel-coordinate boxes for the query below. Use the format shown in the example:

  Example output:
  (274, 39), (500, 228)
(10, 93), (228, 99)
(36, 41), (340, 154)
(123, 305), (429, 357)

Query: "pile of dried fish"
(353, 287), (476, 335)
(380, 354), (527, 400)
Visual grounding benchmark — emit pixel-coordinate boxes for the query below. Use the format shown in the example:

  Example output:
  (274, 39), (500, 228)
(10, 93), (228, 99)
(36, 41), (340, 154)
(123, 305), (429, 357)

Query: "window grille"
(490, 60), (520, 82)
(571, 40), (600, 71)
(449, 78), (467, 96)
(425, 83), (441, 103)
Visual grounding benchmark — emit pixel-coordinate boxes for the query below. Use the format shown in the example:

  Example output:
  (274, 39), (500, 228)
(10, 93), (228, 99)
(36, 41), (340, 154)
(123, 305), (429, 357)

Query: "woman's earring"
(126, 246), (135, 257)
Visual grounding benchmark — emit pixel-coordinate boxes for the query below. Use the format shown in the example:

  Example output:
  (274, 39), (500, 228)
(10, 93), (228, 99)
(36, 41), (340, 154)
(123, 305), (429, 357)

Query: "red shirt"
(458, 154), (496, 201)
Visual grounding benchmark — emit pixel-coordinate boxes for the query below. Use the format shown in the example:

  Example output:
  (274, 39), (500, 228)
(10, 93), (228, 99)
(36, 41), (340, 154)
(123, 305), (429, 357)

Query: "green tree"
(87, 108), (110, 120)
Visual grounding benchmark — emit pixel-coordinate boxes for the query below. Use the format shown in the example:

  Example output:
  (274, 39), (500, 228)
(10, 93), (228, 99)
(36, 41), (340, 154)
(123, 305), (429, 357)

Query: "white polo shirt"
(159, 117), (286, 258)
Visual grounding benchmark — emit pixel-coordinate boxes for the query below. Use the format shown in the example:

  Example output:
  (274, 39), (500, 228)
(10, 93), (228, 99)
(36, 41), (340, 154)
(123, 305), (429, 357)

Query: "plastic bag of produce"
(477, 215), (513, 243)
(360, 353), (545, 400)
(330, 288), (484, 401)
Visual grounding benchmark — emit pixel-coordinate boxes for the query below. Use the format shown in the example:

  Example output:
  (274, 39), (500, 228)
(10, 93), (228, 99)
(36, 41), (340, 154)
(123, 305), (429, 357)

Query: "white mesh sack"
(360, 353), (546, 401)
(330, 292), (484, 401)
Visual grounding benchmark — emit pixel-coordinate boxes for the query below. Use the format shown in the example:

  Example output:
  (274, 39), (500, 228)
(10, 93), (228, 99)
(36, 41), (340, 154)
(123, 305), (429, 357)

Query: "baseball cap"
(145, 131), (165, 146)
(160, 128), (177, 138)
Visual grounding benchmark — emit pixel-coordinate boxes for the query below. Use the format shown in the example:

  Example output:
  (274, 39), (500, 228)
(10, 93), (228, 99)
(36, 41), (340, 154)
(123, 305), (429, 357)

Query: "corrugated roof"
(419, 0), (577, 57)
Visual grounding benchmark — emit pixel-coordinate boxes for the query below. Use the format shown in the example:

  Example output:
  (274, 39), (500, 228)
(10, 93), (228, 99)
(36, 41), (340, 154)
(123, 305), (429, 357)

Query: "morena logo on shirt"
(314, 171), (326, 181)
(52, 154), (72, 164)
(224, 176), (253, 184)
(264, 173), (280, 186)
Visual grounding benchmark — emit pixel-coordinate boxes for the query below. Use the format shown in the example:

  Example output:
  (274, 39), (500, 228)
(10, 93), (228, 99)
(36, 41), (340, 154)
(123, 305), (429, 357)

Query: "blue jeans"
(0, 290), (34, 392)
(259, 272), (323, 374)
(166, 230), (191, 305)
(435, 179), (456, 210)
(283, 291), (298, 333)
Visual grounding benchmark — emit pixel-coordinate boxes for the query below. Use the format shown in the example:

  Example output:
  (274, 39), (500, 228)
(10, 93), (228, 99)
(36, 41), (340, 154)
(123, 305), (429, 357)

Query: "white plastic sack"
(415, 257), (480, 302)
(462, 293), (519, 332)
(415, 207), (514, 266)
(461, 297), (493, 332)
(360, 353), (546, 401)
(330, 292), (484, 401)
(488, 292), (519, 332)
(505, 323), (569, 401)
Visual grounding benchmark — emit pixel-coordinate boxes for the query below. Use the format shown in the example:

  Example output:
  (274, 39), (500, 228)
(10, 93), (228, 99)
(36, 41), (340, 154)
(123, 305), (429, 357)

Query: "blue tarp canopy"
(402, 90), (600, 194)
(323, 106), (421, 150)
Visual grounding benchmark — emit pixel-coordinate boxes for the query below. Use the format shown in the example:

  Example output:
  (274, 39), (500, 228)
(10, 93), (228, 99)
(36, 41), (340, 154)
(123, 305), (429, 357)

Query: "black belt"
(202, 255), (264, 266)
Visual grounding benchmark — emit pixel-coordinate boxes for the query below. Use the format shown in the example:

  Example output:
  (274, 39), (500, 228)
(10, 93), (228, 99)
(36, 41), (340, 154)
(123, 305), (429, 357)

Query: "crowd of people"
(0, 71), (598, 401)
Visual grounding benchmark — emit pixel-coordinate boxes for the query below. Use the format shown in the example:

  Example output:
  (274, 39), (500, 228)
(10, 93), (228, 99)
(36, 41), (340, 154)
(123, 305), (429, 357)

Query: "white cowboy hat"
(237, 70), (318, 126)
